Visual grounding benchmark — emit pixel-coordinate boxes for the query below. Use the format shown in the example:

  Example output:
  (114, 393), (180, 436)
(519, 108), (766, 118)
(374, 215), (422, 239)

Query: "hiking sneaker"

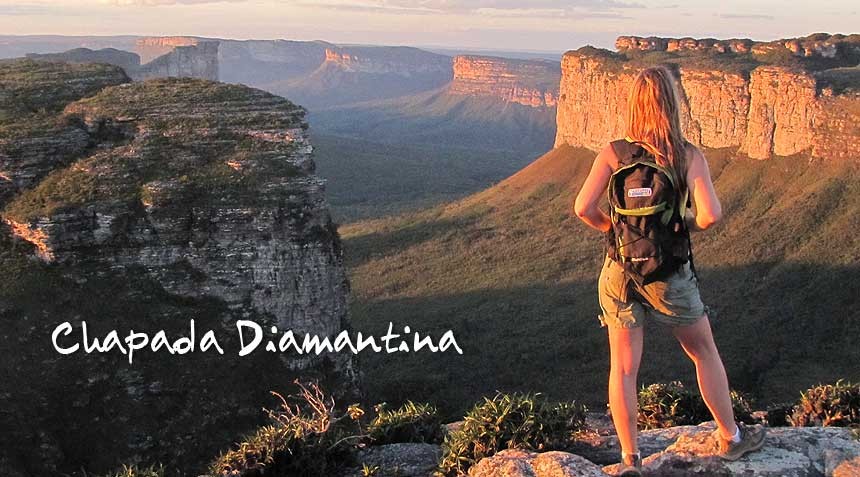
(617, 452), (642, 476)
(712, 422), (766, 461)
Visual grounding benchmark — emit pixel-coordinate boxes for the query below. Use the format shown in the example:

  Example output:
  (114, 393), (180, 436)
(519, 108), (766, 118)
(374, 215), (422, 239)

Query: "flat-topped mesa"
(26, 47), (142, 72)
(449, 55), (561, 108)
(555, 38), (860, 160)
(615, 33), (860, 59)
(135, 36), (200, 63)
(321, 46), (451, 75)
(3, 78), (350, 340)
(131, 40), (219, 81)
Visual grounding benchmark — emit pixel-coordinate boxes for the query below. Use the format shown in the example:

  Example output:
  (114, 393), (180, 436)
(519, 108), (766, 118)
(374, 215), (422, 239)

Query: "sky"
(0, 0), (857, 52)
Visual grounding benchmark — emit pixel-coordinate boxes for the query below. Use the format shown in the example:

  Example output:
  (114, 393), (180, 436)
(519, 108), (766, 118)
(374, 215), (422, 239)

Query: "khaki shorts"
(597, 254), (706, 329)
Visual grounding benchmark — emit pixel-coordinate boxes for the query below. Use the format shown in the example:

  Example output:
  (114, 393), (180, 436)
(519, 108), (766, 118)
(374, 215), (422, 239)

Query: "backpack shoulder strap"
(609, 138), (636, 167)
(610, 137), (652, 168)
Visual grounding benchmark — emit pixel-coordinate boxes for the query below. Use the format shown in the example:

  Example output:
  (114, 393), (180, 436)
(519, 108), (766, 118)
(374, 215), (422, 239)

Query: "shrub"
(209, 380), (363, 477)
(437, 391), (586, 476)
(765, 402), (796, 427)
(637, 381), (755, 430)
(789, 380), (860, 427)
(366, 401), (443, 445)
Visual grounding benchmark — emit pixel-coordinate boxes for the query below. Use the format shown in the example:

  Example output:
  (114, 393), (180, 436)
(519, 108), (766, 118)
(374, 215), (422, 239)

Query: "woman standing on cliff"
(573, 66), (766, 476)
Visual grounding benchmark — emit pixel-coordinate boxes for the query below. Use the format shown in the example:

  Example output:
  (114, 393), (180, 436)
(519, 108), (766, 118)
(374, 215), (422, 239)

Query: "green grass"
(438, 391), (586, 476)
(339, 145), (860, 421)
(0, 58), (128, 122)
(310, 133), (538, 223)
(2, 80), (308, 222)
(308, 88), (557, 158)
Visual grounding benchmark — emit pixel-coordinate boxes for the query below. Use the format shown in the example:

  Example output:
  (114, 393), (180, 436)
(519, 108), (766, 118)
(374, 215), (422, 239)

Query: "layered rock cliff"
(616, 33), (860, 61)
(131, 40), (219, 81)
(267, 45), (453, 109)
(555, 36), (860, 160)
(449, 55), (560, 108)
(0, 59), (130, 204)
(0, 59), (357, 475)
(135, 36), (200, 63)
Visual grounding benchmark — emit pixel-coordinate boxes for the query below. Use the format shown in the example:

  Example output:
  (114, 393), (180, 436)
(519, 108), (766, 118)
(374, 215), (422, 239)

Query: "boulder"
(339, 443), (442, 477)
(467, 449), (607, 477)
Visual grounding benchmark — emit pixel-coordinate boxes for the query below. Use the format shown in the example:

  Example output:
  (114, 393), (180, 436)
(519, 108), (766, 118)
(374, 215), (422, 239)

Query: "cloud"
(716, 13), (775, 20)
(292, 0), (644, 16)
(0, 3), (52, 15)
(99, 0), (246, 5)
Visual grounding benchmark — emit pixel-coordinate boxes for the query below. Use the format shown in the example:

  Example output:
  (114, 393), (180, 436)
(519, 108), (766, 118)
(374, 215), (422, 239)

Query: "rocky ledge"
(474, 424), (860, 477)
(332, 424), (860, 477)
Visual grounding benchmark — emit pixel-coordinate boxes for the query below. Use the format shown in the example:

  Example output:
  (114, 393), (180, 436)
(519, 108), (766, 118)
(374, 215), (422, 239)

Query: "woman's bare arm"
(684, 146), (722, 232)
(573, 144), (615, 233)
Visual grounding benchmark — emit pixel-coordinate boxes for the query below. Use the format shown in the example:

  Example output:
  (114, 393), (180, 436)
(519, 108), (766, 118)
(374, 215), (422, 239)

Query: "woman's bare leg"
(672, 314), (738, 439)
(607, 325), (644, 455)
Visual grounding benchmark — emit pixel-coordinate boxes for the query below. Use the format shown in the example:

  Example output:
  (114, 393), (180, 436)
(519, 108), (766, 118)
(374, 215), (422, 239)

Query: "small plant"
(209, 379), (364, 477)
(367, 400), (443, 445)
(97, 464), (166, 477)
(437, 391), (586, 476)
(637, 381), (755, 429)
(361, 463), (380, 476)
(789, 380), (860, 427)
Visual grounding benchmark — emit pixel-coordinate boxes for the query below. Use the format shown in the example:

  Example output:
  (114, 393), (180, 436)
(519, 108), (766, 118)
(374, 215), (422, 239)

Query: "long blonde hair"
(625, 65), (688, 189)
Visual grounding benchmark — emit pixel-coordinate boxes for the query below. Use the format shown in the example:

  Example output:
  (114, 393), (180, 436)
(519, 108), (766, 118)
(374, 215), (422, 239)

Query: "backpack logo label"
(627, 187), (653, 198)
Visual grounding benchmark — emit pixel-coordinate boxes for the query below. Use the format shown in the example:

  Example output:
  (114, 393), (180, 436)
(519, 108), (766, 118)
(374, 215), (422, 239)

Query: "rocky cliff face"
(264, 45), (453, 109)
(5, 77), (346, 335)
(323, 46), (451, 76)
(131, 40), (219, 81)
(217, 39), (330, 85)
(0, 60), (358, 475)
(615, 33), (860, 60)
(555, 37), (860, 160)
(449, 55), (560, 108)
(135, 36), (200, 63)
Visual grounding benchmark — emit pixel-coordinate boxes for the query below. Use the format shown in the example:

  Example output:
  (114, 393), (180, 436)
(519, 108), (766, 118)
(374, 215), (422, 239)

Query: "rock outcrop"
(135, 36), (200, 63)
(0, 60), (357, 476)
(131, 40), (219, 81)
(615, 33), (860, 60)
(449, 55), (560, 108)
(555, 36), (860, 160)
(4, 76), (350, 339)
(464, 425), (860, 477)
(0, 59), (130, 204)
(468, 449), (607, 477)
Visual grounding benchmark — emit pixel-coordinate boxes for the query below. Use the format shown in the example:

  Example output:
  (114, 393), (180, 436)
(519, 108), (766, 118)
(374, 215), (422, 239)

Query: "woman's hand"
(573, 144), (615, 233)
